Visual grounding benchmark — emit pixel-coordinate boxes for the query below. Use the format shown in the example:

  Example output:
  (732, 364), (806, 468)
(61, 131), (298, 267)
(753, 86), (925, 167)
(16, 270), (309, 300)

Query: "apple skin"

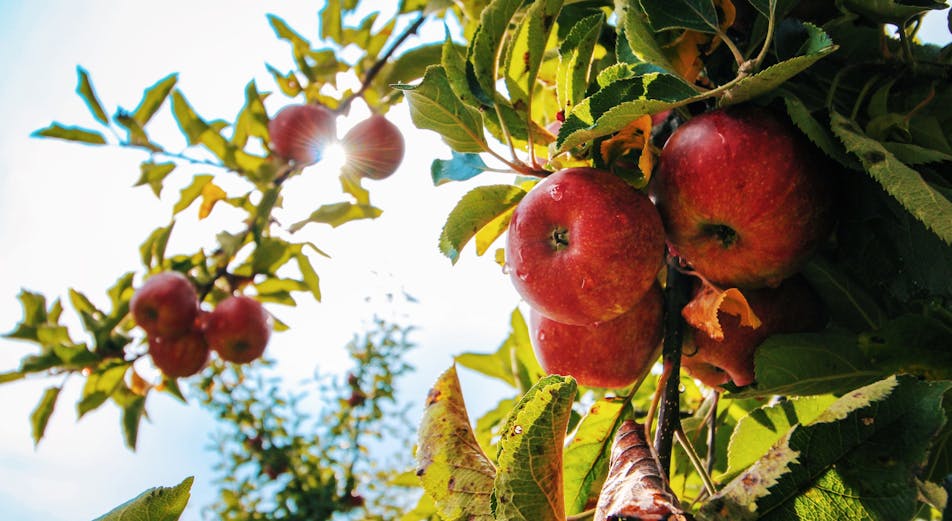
(204, 296), (271, 364)
(681, 276), (827, 389)
(268, 103), (338, 165)
(341, 114), (405, 180)
(529, 283), (663, 388)
(651, 105), (834, 288)
(131, 271), (199, 339)
(507, 167), (665, 326)
(148, 328), (210, 378)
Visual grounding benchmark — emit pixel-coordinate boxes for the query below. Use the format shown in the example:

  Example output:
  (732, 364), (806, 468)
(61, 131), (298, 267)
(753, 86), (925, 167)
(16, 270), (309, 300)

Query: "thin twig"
(675, 426), (717, 497)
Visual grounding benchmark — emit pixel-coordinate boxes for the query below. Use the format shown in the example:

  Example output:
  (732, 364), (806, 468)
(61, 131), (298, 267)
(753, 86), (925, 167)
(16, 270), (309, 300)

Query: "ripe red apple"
(681, 276), (827, 389)
(340, 114), (405, 180)
(651, 105), (834, 288)
(204, 296), (271, 364)
(131, 271), (199, 339)
(268, 103), (337, 165)
(507, 167), (665, 326)
(148, 328), (210, 378)
(529, 284), (663, 388)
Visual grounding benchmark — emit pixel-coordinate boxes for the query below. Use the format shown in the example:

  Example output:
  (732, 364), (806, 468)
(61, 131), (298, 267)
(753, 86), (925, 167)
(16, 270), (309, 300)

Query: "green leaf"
(563, 398), (628, 515)
(5, 290), (49, 341)
(840, 0), (947, 24)
(442, 31), (479, 107)
(431, 152), (491, 185)
(781, 93), (858, 170)
(738, 330), (884, 397)
(249, 237), (292, 276)
(469, 0), (525, 104)
(492, 375), (577, 521)
(295, 252), (322, 302)
(719, 24), (837, 107)
(266, 64), (302, 98)
(700, 376), (951, 521)
(139, 222), (174, 269)
(135, 161), (176, 197)
(170, 90), (207, 146)
(722, 395), (837, 479)
(120, 391), (146, 450)
(395, 65), (488, 153)
(78, 361), (129, 418)
(30, 386), (61, 446)
(231, 80), (269, 148)
(32, 123), (106, 145)
(882, 142), (952, 165)
(0, 371), (25, 384)
(475, 397), (519, 457)
(92, 476), (193, 521)
(558, 13), (605, 113)
(319, 0), (343, 43)
(416, 365), (496, 521)
(831, 111), (952, 245)
(288, 202), (383, 232)
(439, 184), (526, 264)
(133, 73), (178, 127)
(857, 314), (952, 380)
(173, 175), (212, 215)
(503, 0), (562, 110)
(75, 66), (109, 125)
(639, 0), (720, 33)
(801, 256), (885, 332)
(456, 307), (543, 391)
(616, 0), (675, 70)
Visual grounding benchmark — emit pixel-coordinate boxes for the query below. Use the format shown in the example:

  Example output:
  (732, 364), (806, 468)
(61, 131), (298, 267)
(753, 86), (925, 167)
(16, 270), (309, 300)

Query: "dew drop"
(548, 185), (563, 201)
(678, 383), (687, 393)
(513, 425), (523, 435)
(502, 262), (511, 275)
(517, 271), (530, 282)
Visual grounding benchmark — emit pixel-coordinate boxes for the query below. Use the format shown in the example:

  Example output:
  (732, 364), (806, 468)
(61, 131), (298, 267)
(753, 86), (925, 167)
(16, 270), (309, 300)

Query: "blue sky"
(0, 2), (949, 520)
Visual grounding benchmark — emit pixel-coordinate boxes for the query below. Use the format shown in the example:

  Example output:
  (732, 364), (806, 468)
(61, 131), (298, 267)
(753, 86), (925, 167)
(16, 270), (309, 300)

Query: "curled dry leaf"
(595, 420), (694, 521)
(682, 277), (762, 341)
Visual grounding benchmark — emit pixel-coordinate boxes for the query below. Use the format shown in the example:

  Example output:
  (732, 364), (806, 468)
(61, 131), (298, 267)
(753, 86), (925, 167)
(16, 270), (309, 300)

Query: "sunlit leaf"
(431, 152), (491, 185)
(288, 202), (383, 232)
(32, 123), (107, 145)
(173, 175), (213, 215)
(198, 181), (227, 220)
(395, 65), (488, 153)
(75, 66), (109, 125)
(558, 12), (605, 113)
(503, 0), (562, 110)
(92, 476), (193, 521)
(563, 398), (628, 514)
(135, 161), (176, 198)
(30, 386), (61, 446)
(640, 0), (720, 33)
(439, 184), (526, 264)
(133, 73), (178, 127)
(78, 361), (130, 418)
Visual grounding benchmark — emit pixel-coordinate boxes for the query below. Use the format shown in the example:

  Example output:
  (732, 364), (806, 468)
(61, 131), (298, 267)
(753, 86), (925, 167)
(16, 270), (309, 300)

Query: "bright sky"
(0, 2), (517, 519)
(0, 2), (949, 520)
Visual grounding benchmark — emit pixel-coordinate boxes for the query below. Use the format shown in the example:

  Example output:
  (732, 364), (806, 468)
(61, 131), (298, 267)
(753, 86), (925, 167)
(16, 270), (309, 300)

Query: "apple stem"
(653, 261), (692, 476)
(674, 426), (717, 497)
(706, 391), (720, 475)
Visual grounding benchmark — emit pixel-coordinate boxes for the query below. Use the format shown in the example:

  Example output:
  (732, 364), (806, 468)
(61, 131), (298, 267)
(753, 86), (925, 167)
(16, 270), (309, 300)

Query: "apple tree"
(6, 1), (952, 520)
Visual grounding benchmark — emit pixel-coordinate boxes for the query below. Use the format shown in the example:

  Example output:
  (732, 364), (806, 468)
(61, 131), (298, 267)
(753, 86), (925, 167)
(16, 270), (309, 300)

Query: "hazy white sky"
(0, 2), (949, 520)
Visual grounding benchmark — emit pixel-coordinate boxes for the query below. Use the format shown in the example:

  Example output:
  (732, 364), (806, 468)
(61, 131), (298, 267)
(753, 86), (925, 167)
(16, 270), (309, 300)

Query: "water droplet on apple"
(537, 331), (546, 341)
(548, 184), (563, 201)
(517, 271), (530, 282)
(513, 425), (523, 435)
(678, 383), (687, 393)
(502, 262), (511, 275)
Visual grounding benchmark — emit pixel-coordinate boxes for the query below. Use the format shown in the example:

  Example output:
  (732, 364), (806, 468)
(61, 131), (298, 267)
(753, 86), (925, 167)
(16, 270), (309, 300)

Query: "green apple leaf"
(30, 386), (61, 446)
(132, 73), (178, 127)
(562, 397), (628, 515)
(32, 123), (107, 145)
(558, 13), (605, 113)
(700, 376), (951, 521)
(77, 360), (130, 418)
(173, 175), (213, 215)
(294, 252), (322, 302)
(857, 314), (952, 380)
(503, 0), (562, 110)
(738, 330), (884, 397)
(558, 71), (697, 151)
(639, 0), (719, 33)
(455, 307), (544, 391)
(722, 395), (837, 480)
(112, 384), (147, 450)
(139, 222), (174, 269)
(719, 24), (837, 107)
(475, 397), (519, 458)
(781, 94), (858, 170)
(396, 66), (488, 153)
(416, 365), (496, 521)
(442, 32), (479, 108)
(839, 0), (947, 24)
(265, 64), (302, 98)
(439, 184), (526, 264)
(882, 142), (952, 165)
(287, 202), (383, 232)
(801, 256), (885, 332)
(92, 476), (193, 521)
(231, 80), (269, 149)
(431, 152), (491, 185)
(831, 111), (952, 245)
(75, 66), (109, 125)
(135, 161), (176, 198)
(469, 0), (525, 105)
(492, 375), (577, 521)
(616, 0), (675, 70)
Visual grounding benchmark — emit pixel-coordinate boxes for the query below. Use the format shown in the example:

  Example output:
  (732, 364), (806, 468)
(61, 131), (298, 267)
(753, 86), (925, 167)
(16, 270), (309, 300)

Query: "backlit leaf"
(563, 398), (628, 514)
(396, 66), (488, 153)
(416, 365), (496, 520)
(558, 13), (605, 113)
(30, 386), (61, 446)
(492, 375), (577, 521)
(92, 476), (193, 521)
(198, 181), (227, 220)
(78, 360), (130, 418)
(469, 0), (525, 104)
(439, 184), (526, 264)
(75, 66), (109, 125)
(503, 0), (562, 110)
(288, 202), (383, 232)
(173, 175), (213, 215)
(135, 161), (176, 197)
(682, 280), (762, 341)
(639, 0), (720, 33)
(617, 0), (675, 70)
(133, 73), (178, 127)
(32, 123), (107, 145)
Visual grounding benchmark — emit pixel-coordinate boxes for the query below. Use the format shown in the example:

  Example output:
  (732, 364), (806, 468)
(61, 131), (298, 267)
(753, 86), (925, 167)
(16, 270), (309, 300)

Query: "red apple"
(340, 114), (405, 180)
(530, 284), (663, 388)
(204, 296), (271, 364)
(507, 167), (665, 326)
(268, 103), (337, 165)
(148, 328), (210, 378)
(681, 276), (827, 389)
(651, 105), (834, 288)
(131, 271), (199, 339)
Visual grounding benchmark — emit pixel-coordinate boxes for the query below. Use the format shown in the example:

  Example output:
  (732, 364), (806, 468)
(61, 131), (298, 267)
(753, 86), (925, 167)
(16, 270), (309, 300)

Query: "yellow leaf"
(682, 277), (762, 341)
(199, 181), (227, 220)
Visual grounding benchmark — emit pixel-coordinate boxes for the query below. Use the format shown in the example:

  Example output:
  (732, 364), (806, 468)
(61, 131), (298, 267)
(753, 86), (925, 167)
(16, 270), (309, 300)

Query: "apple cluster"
(268, 103), (405, 181)
(509, 105), (834, 390)
(131, 271), (272, 378)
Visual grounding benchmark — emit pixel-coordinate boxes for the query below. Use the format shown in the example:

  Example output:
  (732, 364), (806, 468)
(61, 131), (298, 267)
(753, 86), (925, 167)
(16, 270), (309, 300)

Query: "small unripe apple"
(340, 114), (405, 180)
(507, 167), (665, 326)
(652, 105), (834, 288)
(148, 328), (210, 378)
(131, 271), (199, 339)
(681, 276), (827, 389)
(204, 296), (271, 364)
(530, 284), (663, 388)
(268, 103), (338, 165)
